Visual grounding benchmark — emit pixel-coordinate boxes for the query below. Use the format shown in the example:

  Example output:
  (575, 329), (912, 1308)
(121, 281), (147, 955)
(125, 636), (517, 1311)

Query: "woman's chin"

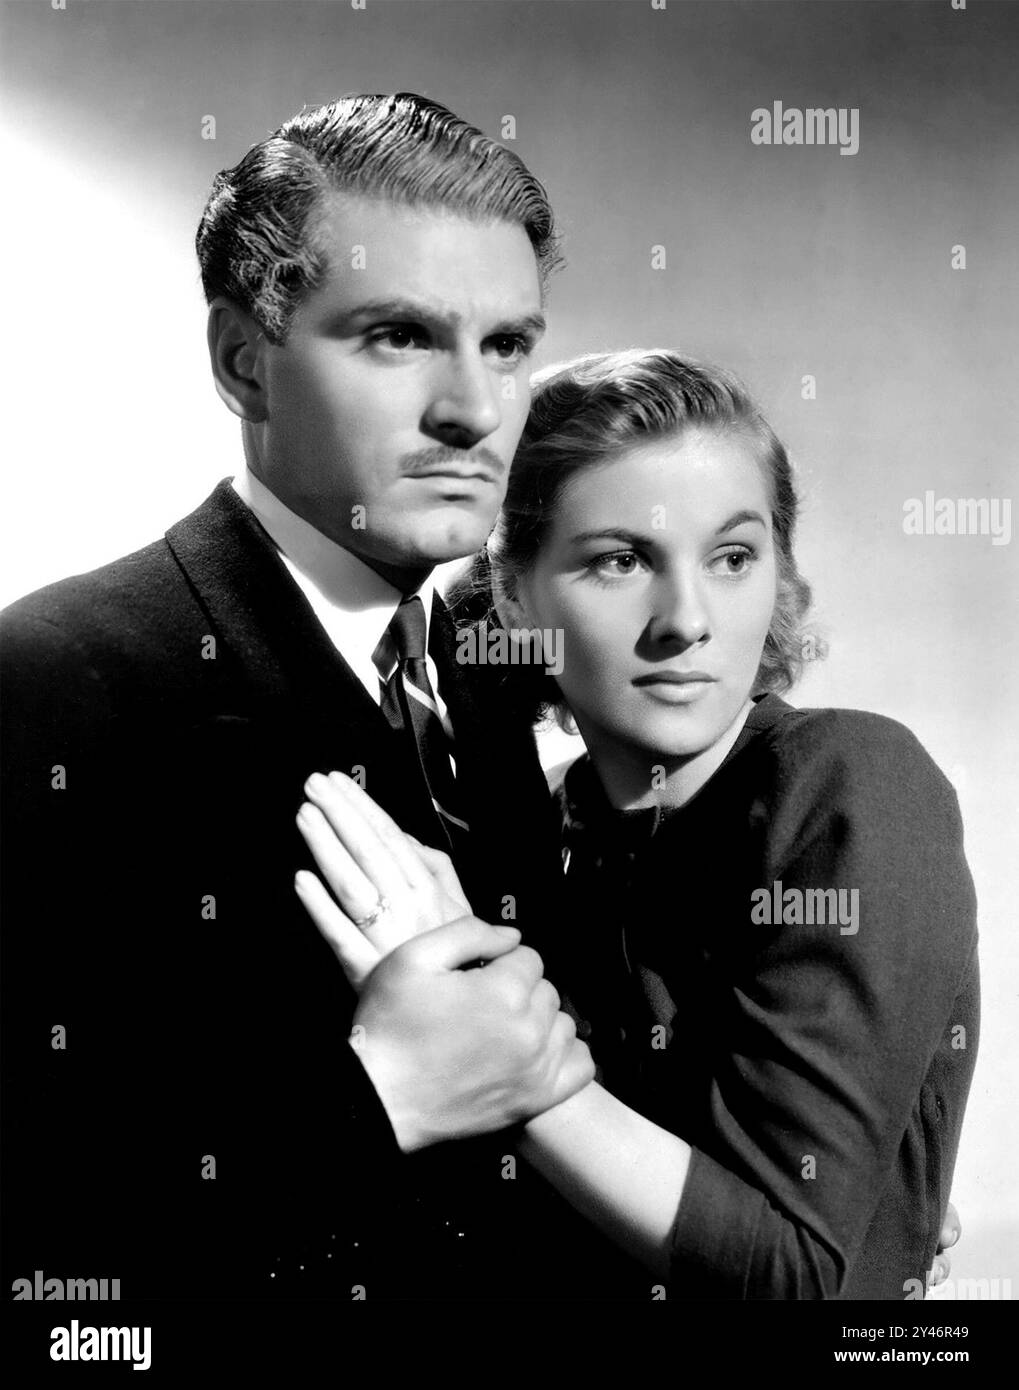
(621, 712), (738, 765)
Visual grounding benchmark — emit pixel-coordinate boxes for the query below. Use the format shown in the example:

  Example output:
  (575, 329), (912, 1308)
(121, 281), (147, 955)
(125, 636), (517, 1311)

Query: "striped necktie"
(377, 595), (469, 850)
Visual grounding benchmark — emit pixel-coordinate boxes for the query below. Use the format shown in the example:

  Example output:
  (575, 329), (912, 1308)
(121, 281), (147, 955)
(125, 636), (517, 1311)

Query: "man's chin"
(407, 509), (494, 565)
(347, 513), (492, 581)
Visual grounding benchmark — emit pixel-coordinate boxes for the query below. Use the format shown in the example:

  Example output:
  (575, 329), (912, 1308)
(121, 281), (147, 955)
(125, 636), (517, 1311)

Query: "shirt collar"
(231, 466), (437, 684)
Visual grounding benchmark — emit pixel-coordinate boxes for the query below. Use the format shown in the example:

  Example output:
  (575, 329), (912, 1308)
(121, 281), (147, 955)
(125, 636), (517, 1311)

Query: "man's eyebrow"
(328, 298), (546, 336)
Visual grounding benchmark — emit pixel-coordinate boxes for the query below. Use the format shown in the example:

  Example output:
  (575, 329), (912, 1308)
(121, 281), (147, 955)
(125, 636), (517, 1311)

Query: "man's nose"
(648, 570), (710, 648)
(421, 350), (502, 448)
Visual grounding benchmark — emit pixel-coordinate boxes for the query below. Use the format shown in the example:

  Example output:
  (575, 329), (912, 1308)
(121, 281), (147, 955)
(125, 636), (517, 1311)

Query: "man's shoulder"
(0, 481), (245, 661)
(0, 485), (249, 698)
(2, 536), (174, 632)
(0, 535), (206, 685)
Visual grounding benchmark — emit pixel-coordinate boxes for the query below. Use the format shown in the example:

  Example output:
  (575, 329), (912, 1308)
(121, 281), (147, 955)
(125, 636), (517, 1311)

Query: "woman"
(294, 351), (976, 1300)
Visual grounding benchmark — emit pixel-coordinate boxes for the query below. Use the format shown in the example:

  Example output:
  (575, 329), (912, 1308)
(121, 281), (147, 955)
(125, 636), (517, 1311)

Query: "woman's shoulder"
(752, 693), (930, 756)
(745, 694), (960, 817)
(740, 698), (975, 960)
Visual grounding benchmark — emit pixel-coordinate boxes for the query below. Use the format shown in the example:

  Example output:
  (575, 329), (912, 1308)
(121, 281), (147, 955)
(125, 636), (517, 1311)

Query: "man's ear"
(206, 296), (269, 422)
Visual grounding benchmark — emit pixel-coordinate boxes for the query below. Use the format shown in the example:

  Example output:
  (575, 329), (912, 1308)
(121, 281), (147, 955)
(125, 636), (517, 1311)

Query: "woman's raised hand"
(294, 770), (473, 990)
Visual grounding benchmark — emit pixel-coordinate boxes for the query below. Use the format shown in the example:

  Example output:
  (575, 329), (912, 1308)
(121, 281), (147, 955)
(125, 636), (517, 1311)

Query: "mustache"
(400, 446), (505, 477)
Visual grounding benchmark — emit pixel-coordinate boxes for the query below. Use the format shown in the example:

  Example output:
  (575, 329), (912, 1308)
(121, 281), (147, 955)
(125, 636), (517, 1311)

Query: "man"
(0, 93), (595, 1304)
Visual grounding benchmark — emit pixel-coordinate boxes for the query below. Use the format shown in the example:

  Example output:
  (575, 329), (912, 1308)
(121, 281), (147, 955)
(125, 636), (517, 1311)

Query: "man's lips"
(408, 466), (499, 483)
(401, 446), (504, 486)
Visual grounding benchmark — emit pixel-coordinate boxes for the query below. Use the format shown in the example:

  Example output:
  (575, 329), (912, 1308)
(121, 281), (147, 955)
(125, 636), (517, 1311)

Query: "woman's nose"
(648, 573), (710, 647)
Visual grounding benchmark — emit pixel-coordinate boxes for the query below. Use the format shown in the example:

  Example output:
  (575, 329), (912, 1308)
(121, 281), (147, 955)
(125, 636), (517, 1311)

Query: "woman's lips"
(632, 673), (717, 702)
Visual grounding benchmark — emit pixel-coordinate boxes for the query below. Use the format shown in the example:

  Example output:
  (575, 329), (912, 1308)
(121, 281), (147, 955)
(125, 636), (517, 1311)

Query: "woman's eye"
(708, 546), (755, 576)
(588, 551), (643, 581)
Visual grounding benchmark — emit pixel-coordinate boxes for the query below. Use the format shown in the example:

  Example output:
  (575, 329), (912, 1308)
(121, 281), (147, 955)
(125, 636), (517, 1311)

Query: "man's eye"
(367, 326), (427, 352)
(488, 334), (532, 364)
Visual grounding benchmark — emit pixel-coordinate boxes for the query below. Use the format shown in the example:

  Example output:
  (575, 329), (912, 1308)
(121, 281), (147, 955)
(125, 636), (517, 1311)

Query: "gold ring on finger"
(353, 894), (391, 931)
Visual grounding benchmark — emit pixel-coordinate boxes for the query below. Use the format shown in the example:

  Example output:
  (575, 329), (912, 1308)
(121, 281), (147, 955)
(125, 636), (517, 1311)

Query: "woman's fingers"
(938, 1200), (961, 1252)
(302, 773), (411, 903)
(330, 773), (439, 890)
(404, 834), (472, 912)
(294, 869), (380, 989)
(297, 801), (382, 925)
(930, 1199), (959, 1290)
(305, 772), (431, 893)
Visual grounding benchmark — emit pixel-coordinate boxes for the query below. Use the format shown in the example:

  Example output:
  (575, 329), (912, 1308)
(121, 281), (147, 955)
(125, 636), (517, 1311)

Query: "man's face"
(254, 195), (545, 580)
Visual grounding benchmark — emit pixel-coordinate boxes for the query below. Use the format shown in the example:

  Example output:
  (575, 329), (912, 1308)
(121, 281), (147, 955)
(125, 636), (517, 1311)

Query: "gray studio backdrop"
(1, 0), (1016, 1297)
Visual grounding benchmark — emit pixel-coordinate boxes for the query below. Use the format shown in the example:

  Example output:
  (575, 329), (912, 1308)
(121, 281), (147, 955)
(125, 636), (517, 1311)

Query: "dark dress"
(553, 693), (979, 1300)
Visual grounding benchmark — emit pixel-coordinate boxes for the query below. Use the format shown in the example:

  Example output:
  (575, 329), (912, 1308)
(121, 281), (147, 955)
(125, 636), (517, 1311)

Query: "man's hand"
(294, 770), (594, 1148)
(349, 916), (595, 1151)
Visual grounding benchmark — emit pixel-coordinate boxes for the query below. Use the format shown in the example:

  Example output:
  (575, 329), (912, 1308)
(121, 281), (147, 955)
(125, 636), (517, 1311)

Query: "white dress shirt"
(231, 468), (454, 736)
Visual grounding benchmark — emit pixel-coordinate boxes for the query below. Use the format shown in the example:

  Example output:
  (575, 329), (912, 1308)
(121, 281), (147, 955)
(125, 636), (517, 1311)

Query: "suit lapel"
(164, 482), (563, 954)
(165, 480), (385, 735)
(164, 480), (456, 843)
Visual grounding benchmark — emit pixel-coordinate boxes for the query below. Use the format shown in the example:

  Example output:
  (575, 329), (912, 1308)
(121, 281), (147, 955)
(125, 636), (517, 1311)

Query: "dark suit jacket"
(0, 480), (584, 1302)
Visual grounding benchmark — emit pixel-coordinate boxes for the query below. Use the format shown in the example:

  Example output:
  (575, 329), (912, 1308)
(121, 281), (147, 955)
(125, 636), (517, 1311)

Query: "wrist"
(348, 1035), (431, 1154)
(520, 1078), (601, 1144)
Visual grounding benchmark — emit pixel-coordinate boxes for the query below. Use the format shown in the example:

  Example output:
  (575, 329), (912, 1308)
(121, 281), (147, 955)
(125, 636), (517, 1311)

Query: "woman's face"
(516, 425), (778, 771)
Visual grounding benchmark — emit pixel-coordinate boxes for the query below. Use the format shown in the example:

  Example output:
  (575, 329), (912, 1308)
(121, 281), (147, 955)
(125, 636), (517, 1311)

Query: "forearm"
(517, 1081), (691, 1279)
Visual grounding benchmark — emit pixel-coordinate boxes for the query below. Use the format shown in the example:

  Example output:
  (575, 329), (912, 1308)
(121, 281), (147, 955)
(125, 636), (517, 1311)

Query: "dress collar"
(559, 693), (790, 849)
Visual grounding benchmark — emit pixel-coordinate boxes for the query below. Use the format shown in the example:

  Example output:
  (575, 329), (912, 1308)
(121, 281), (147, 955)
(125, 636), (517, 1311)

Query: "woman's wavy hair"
(450, 349), (822, 724)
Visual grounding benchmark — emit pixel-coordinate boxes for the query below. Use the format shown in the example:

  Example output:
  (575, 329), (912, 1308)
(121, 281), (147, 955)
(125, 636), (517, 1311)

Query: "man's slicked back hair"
(196, 93), (562, 344)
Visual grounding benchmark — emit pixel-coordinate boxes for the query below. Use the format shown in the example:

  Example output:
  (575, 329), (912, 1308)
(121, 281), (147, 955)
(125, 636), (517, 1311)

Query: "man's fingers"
(399, 915), (521, 972)
(938, 1200), (961, 1252)
(294, 869), (380, 988)
(531, 977), (561, 1027)
(483, 943), (544, 992)
(546, 1028), (596, 1107)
